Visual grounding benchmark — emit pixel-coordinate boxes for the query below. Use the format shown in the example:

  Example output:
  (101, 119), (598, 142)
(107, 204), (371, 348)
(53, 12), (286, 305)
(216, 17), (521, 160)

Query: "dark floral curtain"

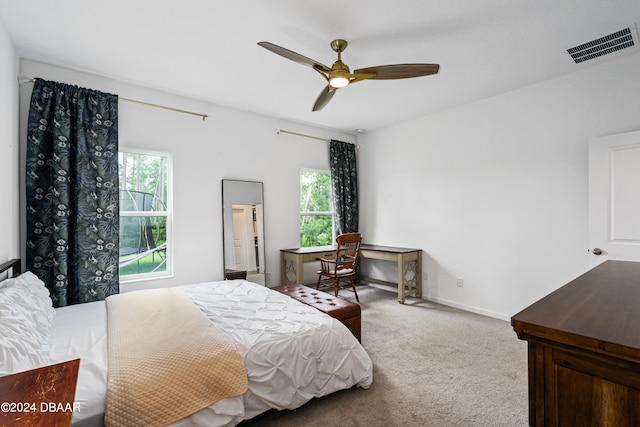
(329, 139), (359, 235)
(25, 78), (119, 307)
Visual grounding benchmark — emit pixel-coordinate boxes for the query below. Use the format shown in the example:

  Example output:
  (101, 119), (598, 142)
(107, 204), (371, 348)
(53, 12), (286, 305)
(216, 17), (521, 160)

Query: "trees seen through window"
(300, 170), (334, 247)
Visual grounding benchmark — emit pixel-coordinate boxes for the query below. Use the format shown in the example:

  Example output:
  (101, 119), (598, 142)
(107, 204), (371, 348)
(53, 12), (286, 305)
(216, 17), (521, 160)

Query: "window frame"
(118, 147), (173, 283)
(300, 167), (335, 248)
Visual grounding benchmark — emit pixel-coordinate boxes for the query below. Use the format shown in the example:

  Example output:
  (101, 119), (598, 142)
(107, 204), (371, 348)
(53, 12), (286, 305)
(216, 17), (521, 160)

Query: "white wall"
(0, 19), (19, 266)
(18, 59), (355, 290)
(358, 52), (640, 319)
(12, 45), (640, 319)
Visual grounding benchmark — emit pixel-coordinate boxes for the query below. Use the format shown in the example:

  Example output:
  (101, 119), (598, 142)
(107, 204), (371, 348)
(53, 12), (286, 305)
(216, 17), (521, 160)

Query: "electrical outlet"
(457, 278), (464, 288)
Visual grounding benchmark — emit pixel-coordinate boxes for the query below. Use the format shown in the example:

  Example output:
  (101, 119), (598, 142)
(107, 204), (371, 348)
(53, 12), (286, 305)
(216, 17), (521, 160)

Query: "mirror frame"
(222, 179), (265, 285)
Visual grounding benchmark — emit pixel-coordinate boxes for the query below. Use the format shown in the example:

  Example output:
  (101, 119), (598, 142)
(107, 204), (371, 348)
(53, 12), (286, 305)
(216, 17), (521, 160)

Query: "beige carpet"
(243, 284), (529, 427)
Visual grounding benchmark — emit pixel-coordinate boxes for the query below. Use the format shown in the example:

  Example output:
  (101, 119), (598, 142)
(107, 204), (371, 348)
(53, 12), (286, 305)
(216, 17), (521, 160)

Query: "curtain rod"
(18, 76), (208, 121)
(118, 97), (208, 121)
(276, 129), (358, 147)
(277, 129), (330, 142)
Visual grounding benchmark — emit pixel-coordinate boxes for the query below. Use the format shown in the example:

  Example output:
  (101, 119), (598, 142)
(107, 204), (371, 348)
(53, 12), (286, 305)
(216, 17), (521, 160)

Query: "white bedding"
(48, 280), (373, 426)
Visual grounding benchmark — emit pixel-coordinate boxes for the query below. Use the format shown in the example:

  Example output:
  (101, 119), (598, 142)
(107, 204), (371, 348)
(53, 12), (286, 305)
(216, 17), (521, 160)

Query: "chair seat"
(318, 267), (354, 276)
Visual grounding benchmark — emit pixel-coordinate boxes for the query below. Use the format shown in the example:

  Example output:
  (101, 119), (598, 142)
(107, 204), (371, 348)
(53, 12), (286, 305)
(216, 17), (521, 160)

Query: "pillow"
(0, 272), (55, 375)
(1, 272), (55, 319)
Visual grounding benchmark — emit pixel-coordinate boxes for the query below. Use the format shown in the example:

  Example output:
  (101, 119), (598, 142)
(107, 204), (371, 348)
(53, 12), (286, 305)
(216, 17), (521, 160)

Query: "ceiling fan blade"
(312, 85), (337, 111)
(258, 41), (331, 73)
(354, 64), (439, 80)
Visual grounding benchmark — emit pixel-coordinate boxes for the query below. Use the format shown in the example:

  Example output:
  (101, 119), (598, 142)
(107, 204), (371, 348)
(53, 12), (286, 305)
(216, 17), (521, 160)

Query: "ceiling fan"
(257, 39), (440, 111)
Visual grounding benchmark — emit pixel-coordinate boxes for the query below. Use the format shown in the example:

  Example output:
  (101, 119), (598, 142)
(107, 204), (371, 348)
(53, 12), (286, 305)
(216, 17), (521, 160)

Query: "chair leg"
(316, 274), (322, 290)
(350, 277), (359, 302)
(334, 278), (340, 297)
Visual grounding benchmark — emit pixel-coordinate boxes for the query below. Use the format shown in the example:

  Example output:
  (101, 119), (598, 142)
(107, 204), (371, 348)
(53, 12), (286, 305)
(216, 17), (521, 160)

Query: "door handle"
(592, 248), (603, 256)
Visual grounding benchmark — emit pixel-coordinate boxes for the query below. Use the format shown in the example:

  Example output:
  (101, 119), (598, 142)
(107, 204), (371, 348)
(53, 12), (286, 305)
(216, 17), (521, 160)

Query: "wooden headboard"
(0, 258), (22, 277)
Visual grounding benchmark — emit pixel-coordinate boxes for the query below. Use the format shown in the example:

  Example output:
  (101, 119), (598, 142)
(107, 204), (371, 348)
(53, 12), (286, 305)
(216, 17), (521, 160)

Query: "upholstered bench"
(271, 284), (361, 342)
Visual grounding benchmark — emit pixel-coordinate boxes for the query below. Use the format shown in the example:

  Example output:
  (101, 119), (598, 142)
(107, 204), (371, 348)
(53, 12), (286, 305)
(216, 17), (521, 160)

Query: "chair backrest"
(336, 232), (362, 269)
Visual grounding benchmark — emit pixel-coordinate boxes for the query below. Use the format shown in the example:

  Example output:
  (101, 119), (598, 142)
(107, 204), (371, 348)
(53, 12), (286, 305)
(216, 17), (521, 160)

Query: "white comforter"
(49, 280), (373, 427)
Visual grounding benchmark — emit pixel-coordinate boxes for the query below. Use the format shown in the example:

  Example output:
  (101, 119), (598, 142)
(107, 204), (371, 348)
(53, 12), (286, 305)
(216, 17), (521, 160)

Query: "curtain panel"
(25, 78), (119, 307)
(329, 140), (359, 235)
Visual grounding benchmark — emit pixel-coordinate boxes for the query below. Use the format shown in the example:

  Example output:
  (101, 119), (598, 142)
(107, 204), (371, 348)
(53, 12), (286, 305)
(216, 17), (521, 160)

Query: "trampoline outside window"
(118, 148), (172, 281)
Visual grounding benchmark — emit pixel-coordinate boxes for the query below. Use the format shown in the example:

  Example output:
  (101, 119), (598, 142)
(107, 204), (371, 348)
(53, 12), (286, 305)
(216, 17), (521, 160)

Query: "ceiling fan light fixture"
(329, 76), (349, 88)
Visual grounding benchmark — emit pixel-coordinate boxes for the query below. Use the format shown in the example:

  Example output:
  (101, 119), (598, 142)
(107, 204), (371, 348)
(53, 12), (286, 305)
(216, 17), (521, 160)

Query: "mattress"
(48, 280), (373, 426)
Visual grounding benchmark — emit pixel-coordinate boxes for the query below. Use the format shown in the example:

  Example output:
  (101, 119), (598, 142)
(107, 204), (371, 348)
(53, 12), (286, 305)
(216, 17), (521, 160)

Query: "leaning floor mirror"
(222, 180), (266, 285)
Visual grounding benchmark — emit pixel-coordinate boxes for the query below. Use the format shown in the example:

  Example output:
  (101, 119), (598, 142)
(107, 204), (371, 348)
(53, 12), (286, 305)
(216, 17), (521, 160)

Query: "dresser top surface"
(512, 260), (640, 356)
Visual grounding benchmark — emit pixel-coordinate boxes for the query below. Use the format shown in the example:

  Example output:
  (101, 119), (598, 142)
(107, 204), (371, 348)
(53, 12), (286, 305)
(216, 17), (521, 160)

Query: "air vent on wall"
(567, 25), (639, 64)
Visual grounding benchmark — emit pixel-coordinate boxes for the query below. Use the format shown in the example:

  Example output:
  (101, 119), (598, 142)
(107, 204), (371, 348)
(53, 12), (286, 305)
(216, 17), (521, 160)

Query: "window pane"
(300, 214), (333, 247)
(119, 149), (171, 281)
(119, 215), (167, 276)
(300, 169), (334, 248)
(300, 170), (332, 212)
(119, 189), (166, 212)
(119, 152), (168, 207)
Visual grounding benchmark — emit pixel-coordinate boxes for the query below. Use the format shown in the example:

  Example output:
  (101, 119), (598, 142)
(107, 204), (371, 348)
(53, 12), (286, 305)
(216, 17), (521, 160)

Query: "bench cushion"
(271, 284), (361, 342)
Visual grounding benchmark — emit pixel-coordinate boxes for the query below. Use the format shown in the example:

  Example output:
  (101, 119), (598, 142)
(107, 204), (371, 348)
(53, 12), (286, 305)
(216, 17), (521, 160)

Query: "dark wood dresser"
(512, 260), (640, 426)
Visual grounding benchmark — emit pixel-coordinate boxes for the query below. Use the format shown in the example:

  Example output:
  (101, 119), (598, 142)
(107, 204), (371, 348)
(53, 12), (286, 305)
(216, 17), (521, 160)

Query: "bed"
(0, 259), (373, 426)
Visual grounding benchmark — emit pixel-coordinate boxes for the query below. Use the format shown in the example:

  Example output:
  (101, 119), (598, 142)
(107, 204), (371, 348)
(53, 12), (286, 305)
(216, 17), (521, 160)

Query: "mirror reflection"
(222, 180), (265, 285)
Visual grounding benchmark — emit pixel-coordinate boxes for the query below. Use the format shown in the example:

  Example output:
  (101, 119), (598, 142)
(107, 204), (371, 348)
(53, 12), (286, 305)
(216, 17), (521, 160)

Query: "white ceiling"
(1, 1), (639, 134)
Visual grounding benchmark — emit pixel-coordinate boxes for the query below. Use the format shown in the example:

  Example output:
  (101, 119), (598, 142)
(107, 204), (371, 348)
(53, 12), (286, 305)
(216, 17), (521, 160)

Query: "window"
(300, 169), (334, 247)
(118, 148), (172, 281)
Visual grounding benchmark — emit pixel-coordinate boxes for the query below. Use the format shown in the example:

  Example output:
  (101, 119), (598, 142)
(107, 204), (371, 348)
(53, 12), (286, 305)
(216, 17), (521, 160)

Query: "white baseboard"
(424, 295), (511, 321)
(361, 282), (511, 321)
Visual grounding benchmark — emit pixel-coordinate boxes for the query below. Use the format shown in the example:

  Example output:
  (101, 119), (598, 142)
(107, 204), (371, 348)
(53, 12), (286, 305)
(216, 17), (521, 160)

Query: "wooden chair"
(316, 232), (362, 302)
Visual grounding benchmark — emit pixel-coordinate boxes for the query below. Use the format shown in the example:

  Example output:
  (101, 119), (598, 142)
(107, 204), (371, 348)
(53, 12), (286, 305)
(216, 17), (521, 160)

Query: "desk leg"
(281, 252), (289, 284)
(397, 251), (422, 304)
(416, 251), (422, 299)
(281, 252), (303, 285)
(296, 256), (303, 284)
(397, 255), (405, 304)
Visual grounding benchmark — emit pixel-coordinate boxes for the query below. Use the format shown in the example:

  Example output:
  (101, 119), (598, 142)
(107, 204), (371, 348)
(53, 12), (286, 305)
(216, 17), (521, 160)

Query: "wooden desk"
(511, 260), (640, 427)
(280, 244), (422, 303)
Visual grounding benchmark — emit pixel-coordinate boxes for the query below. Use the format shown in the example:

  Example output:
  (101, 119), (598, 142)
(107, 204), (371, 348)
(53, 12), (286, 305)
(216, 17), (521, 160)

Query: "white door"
(589, 130), (640, 267)
(231, 204), (258, 272)
(232, 206), (249, 270)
